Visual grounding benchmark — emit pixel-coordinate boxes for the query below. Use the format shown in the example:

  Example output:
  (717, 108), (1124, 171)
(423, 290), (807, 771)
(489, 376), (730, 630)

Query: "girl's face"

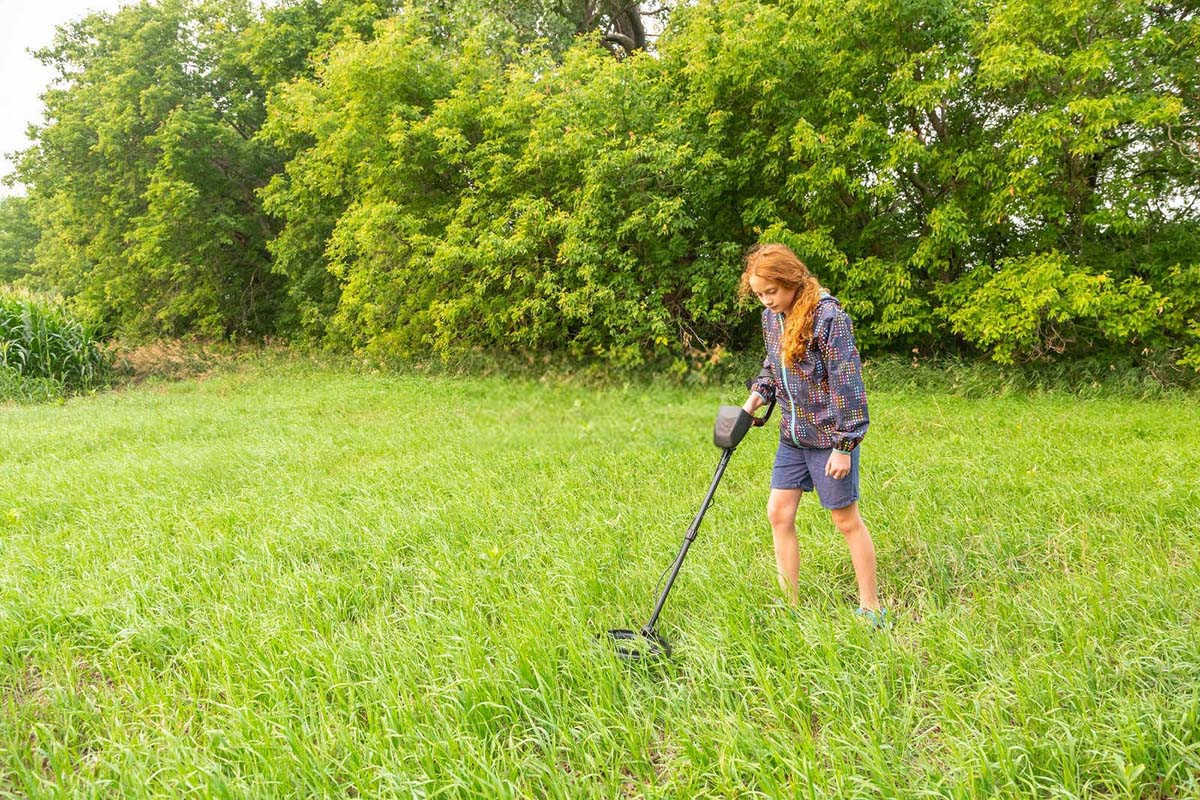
(747, 272), (797, 315)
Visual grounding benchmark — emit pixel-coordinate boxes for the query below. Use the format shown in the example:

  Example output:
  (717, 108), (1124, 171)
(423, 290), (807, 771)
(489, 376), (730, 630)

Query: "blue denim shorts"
(770, 441), (860, 509)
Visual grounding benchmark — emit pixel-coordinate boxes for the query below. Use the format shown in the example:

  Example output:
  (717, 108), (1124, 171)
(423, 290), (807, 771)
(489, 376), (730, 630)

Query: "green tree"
(263, 0), (1199, 370)
(957, 0), (1200, 364)
(16, 0), (260, 335)
(258, 0), (671, 342)
(0, 197), (39, 285)
(15, 0), (409, 338)
(14, 0), (1198, 370)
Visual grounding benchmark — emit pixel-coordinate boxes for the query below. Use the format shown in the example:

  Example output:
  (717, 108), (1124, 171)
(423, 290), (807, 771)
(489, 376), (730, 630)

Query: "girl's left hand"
(825, 450), (851, 480)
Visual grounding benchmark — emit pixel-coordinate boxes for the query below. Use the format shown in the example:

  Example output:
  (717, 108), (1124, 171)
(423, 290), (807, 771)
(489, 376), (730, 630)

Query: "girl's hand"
(742, 392), (765, 415)
(825, 450), (851, 480)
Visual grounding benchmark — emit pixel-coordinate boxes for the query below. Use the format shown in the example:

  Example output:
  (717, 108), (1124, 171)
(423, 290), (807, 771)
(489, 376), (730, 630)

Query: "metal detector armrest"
(713, 405), (753, 449)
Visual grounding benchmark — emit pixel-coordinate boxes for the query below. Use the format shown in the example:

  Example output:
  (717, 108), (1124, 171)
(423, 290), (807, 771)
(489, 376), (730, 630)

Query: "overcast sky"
(1, 0), (130, 196)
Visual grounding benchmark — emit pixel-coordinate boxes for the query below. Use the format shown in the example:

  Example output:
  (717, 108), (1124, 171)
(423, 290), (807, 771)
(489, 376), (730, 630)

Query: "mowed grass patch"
(0, 361), (1197, 798)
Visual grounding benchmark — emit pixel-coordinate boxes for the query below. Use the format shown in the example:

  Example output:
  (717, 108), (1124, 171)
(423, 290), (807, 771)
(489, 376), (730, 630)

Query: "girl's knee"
(830, 504), (863, 535)
(766, 499), (796, 529)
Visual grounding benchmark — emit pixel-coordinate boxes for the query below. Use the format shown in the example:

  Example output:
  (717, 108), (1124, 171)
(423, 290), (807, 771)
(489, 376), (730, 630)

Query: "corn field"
(0, 290), (108, 395)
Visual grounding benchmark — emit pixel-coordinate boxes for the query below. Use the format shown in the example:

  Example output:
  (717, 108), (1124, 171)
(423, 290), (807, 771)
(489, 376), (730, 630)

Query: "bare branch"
(603, 31), (637, 52)
(1164, 123), (1200, 165)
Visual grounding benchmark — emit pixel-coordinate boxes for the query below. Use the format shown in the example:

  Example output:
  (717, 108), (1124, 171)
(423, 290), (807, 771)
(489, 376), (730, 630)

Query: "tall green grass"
(0, 361), (1196, 797)
(0, 364), (63, 404)
(0, 289), (109, 400)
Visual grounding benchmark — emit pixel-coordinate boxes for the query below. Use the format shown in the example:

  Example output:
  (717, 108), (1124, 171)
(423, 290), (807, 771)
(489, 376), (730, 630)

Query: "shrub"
(262, 0), (1199, 374)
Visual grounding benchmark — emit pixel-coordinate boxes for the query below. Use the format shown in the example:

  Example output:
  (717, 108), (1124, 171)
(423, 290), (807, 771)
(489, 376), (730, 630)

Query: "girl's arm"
(743, 359), (777, 413)
(817, 308), (869, 453)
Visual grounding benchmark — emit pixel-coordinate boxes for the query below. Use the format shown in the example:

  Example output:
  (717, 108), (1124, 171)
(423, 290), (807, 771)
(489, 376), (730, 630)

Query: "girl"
(738, 244), (889, 628)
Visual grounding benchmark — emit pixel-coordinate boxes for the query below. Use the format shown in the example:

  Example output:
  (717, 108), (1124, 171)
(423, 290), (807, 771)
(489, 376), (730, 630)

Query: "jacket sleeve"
(747, 358), (777, 403)
(746, 310), (777, 403)
(816, 307), (869, 452)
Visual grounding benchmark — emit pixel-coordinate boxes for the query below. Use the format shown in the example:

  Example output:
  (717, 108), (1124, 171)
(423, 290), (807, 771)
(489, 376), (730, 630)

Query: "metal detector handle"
(751, 396), (775, 427)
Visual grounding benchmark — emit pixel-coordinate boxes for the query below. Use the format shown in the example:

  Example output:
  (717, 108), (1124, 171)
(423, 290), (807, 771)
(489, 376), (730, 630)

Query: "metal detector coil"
(602, 627), (671, 660)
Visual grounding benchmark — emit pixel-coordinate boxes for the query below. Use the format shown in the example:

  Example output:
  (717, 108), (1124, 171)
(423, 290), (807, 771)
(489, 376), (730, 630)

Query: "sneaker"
(855, 606), (892, 630)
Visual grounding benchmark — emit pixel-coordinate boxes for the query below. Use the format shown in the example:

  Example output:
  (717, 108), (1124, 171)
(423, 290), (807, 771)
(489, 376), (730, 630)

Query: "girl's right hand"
(742, 392), (765, 414)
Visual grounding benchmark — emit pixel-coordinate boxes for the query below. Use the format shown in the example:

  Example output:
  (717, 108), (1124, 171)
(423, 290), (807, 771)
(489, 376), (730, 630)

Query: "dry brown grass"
(105, 337), (289, 386)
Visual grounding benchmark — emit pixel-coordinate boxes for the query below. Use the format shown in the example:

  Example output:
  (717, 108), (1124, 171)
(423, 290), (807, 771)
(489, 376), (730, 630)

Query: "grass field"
(1, 360), (1198, 798)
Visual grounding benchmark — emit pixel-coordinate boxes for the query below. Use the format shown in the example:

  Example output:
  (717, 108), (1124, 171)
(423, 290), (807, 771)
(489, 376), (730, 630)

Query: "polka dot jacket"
(748, 292), (870, 453)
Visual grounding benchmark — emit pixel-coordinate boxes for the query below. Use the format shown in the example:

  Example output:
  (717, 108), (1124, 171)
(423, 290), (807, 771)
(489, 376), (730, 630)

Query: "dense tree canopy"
(0, 197), (39, 285)
(6, 0), (1198, 370)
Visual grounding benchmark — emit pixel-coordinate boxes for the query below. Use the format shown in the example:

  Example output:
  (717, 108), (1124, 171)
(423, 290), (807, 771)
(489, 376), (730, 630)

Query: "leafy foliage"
(11, 0), (1200, 372)
(14, 0), (278, 337)
(261, 0), (1198, 369)
(0, 197), (39, 285)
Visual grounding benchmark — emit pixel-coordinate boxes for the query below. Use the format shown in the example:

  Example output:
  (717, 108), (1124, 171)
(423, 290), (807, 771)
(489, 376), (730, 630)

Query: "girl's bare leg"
(829, 501), (879, 610)
(766, 488), (804, 606)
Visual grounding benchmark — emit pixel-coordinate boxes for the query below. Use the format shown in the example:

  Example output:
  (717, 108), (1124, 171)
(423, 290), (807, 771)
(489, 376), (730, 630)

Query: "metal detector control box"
(713, 405), (753, 449)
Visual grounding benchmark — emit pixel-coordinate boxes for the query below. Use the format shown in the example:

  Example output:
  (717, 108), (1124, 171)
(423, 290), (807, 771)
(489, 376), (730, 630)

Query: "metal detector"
(602, 370), (775, 661)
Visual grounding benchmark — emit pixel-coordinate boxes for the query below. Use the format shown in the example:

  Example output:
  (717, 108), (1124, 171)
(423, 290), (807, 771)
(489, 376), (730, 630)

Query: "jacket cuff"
(833, 438), (860, 454)
(748, 381), (776, 403)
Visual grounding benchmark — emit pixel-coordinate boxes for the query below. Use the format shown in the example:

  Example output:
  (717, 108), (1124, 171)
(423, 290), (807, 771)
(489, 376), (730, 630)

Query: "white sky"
(1, 0), (130, 196)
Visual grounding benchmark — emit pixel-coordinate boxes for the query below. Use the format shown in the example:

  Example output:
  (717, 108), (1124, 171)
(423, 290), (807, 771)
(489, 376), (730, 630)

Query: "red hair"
(738, 244), (824, 365)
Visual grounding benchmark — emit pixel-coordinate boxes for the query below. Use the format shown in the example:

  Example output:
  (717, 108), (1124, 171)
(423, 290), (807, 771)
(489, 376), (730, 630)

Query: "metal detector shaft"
(642, 447), (734, 633)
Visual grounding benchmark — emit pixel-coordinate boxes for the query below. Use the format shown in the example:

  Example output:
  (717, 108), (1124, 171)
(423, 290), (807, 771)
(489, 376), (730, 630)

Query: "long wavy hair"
(738, 244), (824, 365)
